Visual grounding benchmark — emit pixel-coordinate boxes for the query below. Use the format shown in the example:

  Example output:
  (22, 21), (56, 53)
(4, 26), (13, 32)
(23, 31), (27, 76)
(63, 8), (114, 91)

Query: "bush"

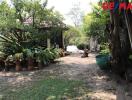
(35, 48), (59, 65)
(99, 49), (110, 55)
(99, 43), (110, 55)
(77, 44), (89, 50)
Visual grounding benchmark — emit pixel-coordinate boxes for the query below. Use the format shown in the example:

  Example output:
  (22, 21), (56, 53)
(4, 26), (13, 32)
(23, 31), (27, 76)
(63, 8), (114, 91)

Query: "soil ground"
(0, 53), (132, 100)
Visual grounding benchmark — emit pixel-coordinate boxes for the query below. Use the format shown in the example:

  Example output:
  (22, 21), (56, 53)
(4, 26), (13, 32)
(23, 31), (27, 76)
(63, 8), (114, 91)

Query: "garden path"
(0, 53), (132, 100)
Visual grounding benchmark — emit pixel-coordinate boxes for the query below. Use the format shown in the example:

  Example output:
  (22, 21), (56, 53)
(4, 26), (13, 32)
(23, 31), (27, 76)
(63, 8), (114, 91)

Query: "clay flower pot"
(28, 58), (34, 71)
(14, 53), (23, 71)
(15, 60), (22, 71)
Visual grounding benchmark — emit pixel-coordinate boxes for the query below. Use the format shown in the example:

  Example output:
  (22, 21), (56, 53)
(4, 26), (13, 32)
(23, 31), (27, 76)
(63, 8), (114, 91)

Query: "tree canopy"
(82, 5), (109, 43)
(0, 0), (64, 55)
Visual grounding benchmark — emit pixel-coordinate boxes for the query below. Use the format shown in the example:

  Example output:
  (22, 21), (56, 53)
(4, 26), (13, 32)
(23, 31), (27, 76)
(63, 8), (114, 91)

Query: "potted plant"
(14, 53), (23, 71)
(35, 49), (44, 69)
(96, 49), (110, 70)
(24, 49), (34, 71)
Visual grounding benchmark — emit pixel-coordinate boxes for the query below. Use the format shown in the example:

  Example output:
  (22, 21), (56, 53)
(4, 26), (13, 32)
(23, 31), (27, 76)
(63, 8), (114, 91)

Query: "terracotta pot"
(15, 60), (22, 71)
(28, 58), (34, 71)
(38, 62), (43, 69)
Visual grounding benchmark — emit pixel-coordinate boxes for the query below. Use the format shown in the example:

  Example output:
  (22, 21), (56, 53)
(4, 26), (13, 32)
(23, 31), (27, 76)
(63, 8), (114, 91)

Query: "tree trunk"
(109, 0), (129, 75)
(124, 0), (132, 49)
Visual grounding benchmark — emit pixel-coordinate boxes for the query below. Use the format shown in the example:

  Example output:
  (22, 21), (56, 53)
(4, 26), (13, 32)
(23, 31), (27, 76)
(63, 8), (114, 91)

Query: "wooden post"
(60, 30), (64, 49)
(47, 38), (51, 48)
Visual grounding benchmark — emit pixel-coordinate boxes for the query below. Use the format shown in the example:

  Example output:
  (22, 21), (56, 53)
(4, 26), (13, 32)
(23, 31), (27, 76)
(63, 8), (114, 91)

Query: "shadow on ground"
(0, 53), (132, 100)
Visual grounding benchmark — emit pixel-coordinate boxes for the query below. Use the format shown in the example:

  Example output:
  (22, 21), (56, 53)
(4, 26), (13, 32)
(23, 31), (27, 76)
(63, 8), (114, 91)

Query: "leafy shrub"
(99, 49), (110, 55)
(100, 43), (109, 50)
(35, 48), (59, 65)
(23, 49), (34, 59)
(77, 43), (89, 50)
(99, 43), (110, 55)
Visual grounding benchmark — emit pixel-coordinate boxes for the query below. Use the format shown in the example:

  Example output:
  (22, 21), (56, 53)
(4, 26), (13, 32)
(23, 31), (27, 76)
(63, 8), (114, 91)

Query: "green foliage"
(0, 0), (64, 57)
(99, 43), (110, 55)
(99, 49), (110, 55)
(20, 47), (59, 65)
(0, 32), (33, 55)
(64, 26), (86, 46)
(82, 5), (109, 43)
(50, 48), (60, 59)
(77, 43), (89, 50)
(0, 1), (16, 30)
(35, 48), (59, 65)
(23, 49), (34, 59)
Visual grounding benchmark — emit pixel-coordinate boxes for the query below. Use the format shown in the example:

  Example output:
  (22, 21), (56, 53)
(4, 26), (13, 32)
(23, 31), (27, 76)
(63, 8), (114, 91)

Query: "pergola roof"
(23, 17), (68, 30)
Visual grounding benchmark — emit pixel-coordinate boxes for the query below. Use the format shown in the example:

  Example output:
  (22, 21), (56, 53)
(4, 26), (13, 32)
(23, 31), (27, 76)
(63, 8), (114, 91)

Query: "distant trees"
(64, 26), (86, 46)
(68, 2), (84, 27)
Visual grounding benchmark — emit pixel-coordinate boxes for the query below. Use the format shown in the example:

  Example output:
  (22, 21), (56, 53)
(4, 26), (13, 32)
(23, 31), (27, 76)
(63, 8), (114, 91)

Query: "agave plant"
(14, 53), (23, 71)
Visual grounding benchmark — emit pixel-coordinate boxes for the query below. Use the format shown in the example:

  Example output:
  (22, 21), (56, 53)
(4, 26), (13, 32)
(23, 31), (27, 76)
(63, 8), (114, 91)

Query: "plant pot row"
(1, 48), (60, 71)
(15, 58), (55, 71)
(15, 59), (44, 71)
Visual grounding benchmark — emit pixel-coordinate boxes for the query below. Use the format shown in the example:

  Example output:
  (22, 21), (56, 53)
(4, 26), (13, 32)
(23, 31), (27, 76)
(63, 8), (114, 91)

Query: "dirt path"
(59, 53), (117, 100)
(0, 53), (132, 100)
